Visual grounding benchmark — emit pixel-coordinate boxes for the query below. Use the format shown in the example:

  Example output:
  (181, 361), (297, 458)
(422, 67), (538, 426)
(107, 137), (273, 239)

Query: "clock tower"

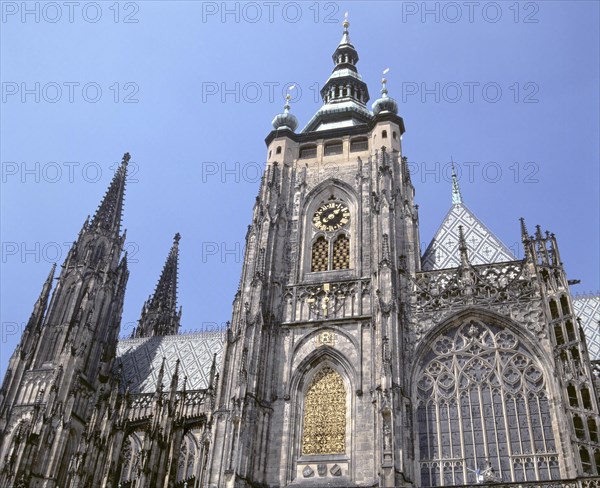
(207, 18), (419, 487)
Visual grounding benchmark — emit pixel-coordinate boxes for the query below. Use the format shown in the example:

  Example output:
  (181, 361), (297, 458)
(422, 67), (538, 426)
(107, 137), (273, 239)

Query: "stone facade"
(1, 21), (600, 488)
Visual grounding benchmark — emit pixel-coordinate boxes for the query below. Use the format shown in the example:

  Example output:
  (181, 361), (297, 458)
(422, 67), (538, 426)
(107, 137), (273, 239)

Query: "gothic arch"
(119, 431), (144, 485)
(300, 179), (359, 279)
(286, 349), (356, 483)
(412, 309), (564, 486)
(413, 308), (556, 378)
(177, 432), (199, 483)
(291, 326), (360, 362)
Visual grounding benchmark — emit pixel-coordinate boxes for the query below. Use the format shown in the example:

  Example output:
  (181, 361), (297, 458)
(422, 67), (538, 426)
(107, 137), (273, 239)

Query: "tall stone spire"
(302, 14), (372, 132)
(90, 152), (129, 234)
(451, 161), (463, 205)
(133, 233), (182, 338)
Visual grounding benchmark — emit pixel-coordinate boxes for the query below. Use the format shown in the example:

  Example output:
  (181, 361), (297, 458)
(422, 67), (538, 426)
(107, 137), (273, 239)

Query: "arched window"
(416, 320), (559, 486)
(582, 387), (593, 410)
(332, 234), (350, 270)
(574, 415), (585, 440)
(120, 433), (143, 484)
(588, 418), (599, 443)
(565, 321), (576, 342)
(568, 384), (579, 407)
(554, 324), (565, 345)
(581, 446), (593, 474)
(382, 130), (388, 138)
(549, 299), (559, 319)
(302, 367), (346, 455)
(177, 433), (198, 483)
(311, 237), (329, 272)
(561, 296), (571, 316)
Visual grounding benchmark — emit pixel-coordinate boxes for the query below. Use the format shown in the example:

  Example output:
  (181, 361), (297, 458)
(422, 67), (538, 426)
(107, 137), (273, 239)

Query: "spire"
(339, 11), (351, 47)
(451, 160), (463, 205)
(302, 14), (372, 132)
(134, 233), (182, 338)
(90, 152), (129, 234)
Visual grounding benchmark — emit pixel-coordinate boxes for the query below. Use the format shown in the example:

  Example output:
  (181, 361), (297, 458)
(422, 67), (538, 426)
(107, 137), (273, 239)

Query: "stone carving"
(302, 465), (314, 478)
(302, 367), (346, 455)
(317, 463), (327, 476)
(330, 464), (342, 476)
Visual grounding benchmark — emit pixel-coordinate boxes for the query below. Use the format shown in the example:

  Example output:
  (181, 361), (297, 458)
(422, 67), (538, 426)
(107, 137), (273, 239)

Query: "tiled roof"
(422, 203), (515, 271)
(573, 294), (600, 360)
(116, 331), (225, 393)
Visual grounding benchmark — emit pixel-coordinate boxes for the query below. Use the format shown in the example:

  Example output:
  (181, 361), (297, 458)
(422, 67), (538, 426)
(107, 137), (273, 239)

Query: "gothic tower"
(208, 19), (419, 487)
(207, 20), (600, 488)
(0, 154), (130, 488)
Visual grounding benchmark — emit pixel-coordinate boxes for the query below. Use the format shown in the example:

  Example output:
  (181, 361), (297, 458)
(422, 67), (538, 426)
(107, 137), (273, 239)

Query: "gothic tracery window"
(177, 433), (197, 483)
(311, 236), (329, 272)
(416, 321), (560, 486)
(302, 367), (346, 455)
(120, 433), (143, 484)
(332, 235), (350, 270)
(310, 233), (351, 272)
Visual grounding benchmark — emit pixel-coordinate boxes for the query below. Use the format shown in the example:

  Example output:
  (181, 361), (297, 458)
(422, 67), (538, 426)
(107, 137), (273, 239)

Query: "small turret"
(372, 69), (398, 116)
(271, 93), (298, 132)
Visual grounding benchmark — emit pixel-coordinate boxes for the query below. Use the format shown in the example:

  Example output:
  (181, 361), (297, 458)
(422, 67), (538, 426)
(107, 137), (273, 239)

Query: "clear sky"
(1, 1), (599, 378)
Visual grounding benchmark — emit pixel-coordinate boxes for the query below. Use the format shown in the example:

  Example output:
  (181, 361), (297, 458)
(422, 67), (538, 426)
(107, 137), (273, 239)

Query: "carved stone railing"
(409, 260), (545, 338)
(282, 278), (371, 324)
(126, 389), (210, 422)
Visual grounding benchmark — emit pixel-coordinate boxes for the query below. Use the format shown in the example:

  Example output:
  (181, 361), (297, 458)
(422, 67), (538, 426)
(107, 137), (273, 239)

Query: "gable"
(422, 203), (515, 271)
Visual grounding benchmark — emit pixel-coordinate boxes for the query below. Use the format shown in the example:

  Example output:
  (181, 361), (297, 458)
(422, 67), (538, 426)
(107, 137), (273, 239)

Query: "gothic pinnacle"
(458, 225), (470, 266)
(519, 217), (530, 242)
(134, 233), (182, 337)
(90, 152), (129, 235)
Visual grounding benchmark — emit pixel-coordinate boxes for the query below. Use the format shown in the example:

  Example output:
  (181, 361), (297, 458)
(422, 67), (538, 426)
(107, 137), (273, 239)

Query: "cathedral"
(1, 19), (600, 488)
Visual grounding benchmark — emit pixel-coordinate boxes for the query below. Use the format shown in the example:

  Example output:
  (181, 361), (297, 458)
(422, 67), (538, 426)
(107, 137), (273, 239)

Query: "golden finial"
(343, 11), (349, 30)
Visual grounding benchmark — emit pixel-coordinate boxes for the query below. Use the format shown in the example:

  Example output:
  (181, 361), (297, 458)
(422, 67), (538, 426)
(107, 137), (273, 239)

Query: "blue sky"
(1, 1), (599, 378)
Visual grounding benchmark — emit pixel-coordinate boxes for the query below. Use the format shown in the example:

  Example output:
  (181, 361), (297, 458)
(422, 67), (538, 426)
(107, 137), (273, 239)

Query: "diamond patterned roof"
(573, 294), (600, 360)
(116, 331), (225, 393)
(422, 203), (515, 271)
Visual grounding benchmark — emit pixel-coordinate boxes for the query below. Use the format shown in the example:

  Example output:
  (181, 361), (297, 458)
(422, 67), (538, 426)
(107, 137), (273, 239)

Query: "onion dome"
(272, 94), (298, 132)
(372, 76), (398, 115)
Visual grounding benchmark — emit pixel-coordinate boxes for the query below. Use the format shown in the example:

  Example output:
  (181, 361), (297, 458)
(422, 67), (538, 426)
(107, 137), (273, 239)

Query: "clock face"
(312, 202), (350, 232)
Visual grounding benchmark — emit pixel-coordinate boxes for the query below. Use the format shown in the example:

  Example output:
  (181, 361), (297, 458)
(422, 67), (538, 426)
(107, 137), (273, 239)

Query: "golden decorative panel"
(311, 237), (329, 272)
(332, 235), (350, 270)
(302, 367), (346, 455)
